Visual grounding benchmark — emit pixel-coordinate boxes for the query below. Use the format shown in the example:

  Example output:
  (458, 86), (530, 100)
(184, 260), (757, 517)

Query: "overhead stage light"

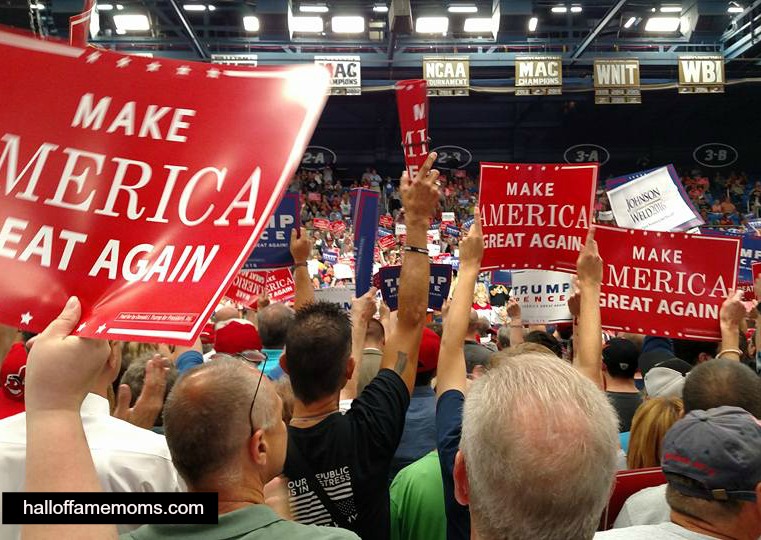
(415, 16), (449, 34)
(332, 16), (364, 33)
(645, 16), (680, 31)
(113, 13), (150, 34)
(243, 15), (259, 32)
(291, 16), (324, 33)
(528, 16), (538, 31)
(463, 17), (492, 33)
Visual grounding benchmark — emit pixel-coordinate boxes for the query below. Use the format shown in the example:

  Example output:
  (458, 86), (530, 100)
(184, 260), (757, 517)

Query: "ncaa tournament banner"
(606, 165), (703, 232)
(351, 188), (380, 296)
(395, 79), (429, 178)
(379, 263), (452, 311)
(0, 30), (328, 344)
(595, 226), (740, 340)
(510, 270), (574, 324)
(225, 271), (266, 308)
(244, 193), (299, 270)
(478, 163), (597, 272)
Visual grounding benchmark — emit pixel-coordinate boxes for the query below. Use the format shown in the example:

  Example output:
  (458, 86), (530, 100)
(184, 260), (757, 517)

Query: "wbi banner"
(478, 163), (597, 272)
(0, 30), (328, 344)
(595, 226), (740, 340)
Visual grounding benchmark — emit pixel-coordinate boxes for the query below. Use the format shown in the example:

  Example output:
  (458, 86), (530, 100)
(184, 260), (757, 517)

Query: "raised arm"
(436, 208), (484, 397)
(380, 152), (440, 394)
(567, 282), (581, 362)
(574, 228), (604, 390)
(341, 287), (378, 400)
(506, 298), (524, 347)
(718, 289), (746, 361)
(24, 297), (117, 540)
(291, 226), (315, 310)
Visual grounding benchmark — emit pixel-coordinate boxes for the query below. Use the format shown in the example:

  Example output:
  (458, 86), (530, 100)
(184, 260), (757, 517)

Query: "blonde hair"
(627, 397), (684, 469)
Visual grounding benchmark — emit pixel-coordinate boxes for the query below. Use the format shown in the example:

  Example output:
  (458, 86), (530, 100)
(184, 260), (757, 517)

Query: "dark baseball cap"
(639, 349), (692, 376)
(662, 406), (761, 502)
(602, 338), (638, 373)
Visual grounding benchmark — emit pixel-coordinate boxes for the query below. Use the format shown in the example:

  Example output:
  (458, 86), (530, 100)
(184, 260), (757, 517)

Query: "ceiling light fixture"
(415, 16), (449, 34)
(528, 16), (538, 31)
(644, 16), (681, 31)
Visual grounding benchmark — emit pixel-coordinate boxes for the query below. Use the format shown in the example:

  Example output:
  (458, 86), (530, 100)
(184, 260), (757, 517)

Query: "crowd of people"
(1, 154), (761, 540)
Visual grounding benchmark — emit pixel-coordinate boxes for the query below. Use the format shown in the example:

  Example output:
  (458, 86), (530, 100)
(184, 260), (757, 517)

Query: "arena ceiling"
(2, 0), (759, 78)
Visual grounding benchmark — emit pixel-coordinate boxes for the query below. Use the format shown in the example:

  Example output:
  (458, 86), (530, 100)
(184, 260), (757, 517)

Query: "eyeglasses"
(239, 352), (268, 437)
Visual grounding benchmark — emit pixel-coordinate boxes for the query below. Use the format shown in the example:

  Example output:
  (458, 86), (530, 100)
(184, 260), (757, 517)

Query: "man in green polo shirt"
(390, 451), (446, 540)
(122, 358), (357, 540)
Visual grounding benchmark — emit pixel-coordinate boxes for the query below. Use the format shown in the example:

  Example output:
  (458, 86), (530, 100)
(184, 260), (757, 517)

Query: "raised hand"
(352, 287), (379, 324)
(506, 298), (522, 321)
(458, 207), (484, 270)
(113, 354), (170, 429)
(401, 152), (440, 223)
(290, 226), (312, 264)
(576, 227), (602, 288)
(25, 297), (111, 413)
(720, 289), (747, 329)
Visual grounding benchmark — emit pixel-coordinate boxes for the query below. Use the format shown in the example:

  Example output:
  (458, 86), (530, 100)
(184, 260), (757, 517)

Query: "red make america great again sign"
(595, 226), (740, 341)
(478, 163), (597, 272)
(0, 30), (329, 344)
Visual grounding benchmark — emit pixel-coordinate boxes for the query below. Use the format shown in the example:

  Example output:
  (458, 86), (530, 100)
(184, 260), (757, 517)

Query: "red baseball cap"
(200, 322), (216, 346)
(417, 327), (441, 373)
(214, 319), (262, 354)
(0, 343), (27, 419)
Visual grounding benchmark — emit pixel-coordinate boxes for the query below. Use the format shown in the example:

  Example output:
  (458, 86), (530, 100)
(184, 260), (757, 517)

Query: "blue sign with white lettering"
(244, 193), (299, 269)
(379, 264), (452, 311)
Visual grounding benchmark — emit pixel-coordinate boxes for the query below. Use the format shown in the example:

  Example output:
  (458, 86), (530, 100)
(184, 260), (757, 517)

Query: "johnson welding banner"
(351, 188), (380, 296)
(478, 163), (597, 272)
(510, 270), (574, 324)
(0, 30), (328, 344)
(225, 271), (267, 308)
(395, 79), (429, 178)
(379, 263), (452, 311)
(244, 193), (299, 270)
(606, 165), (703, 232)
(595, 226), (740, 340)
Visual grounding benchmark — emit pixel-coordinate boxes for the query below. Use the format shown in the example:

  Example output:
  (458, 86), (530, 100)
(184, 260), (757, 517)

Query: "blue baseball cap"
(662, 406), (761, 502)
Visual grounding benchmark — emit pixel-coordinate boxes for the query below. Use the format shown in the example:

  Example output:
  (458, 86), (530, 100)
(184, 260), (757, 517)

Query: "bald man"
(215, 306), (240, 324)
(123, 358), (357, 539)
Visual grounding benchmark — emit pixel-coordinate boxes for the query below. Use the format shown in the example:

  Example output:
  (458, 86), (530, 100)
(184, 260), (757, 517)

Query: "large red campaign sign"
(313, 217), (330, 231)
(596, 226), (740, 341)
(0, 30), (328, 344)
(478, 163), (597, 272)
(225, 271), (267, 308)
(395, 79), (429, 178)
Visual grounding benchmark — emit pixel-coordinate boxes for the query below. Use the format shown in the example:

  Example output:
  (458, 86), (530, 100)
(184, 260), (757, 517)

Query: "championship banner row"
(211, 54), (725, 100)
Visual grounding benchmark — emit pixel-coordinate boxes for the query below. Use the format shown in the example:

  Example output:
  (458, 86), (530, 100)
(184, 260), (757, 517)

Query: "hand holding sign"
(576, 228), (603, 289)
(290, 227), (312, 265)
(506, 297), (522, 321)
(351, 287), (378, 323)
(458, 207), (484, 271)
(719, 289), (747, 330)
(401, 152), (439, 223)
(25, 297), (111, 413)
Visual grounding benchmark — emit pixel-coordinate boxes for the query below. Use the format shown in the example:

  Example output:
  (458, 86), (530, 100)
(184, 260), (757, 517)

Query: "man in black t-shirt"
(602, 338), (643, 432)
(279, 153), (441, 540)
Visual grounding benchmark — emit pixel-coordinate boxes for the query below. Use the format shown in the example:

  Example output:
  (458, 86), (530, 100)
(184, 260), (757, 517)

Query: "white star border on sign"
(96, 324), (107, 334)
(176, 65), (191, 76)
(20, 312), (33, 325)
(206, 68), (221, 79)
(85, 51), (101, 63)
(146, 61), (161, 72)
(77, 322), (87, 332)
(116, 57), (131, 68)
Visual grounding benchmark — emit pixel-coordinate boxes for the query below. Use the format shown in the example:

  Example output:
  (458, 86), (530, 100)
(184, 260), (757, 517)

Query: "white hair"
(460, 353), (620, 540)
